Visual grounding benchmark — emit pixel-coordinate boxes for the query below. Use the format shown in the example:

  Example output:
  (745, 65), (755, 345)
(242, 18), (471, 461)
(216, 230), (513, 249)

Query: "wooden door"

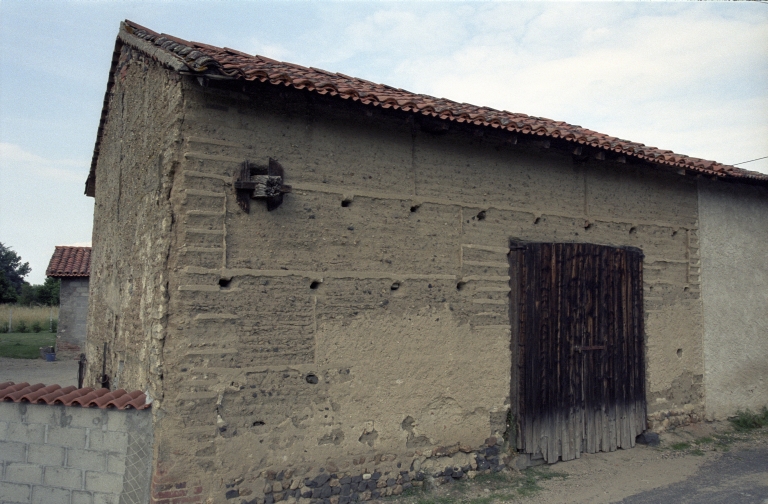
(509, 242), (646, 463)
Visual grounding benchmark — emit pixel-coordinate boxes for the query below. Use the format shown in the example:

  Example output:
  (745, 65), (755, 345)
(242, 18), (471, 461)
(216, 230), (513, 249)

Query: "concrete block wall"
(0, 402), (152, 504)
(56, 278), (90, 358)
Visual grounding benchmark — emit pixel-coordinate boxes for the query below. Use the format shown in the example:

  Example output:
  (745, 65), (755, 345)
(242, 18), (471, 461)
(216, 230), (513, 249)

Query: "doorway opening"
(509, 241), (646, 463)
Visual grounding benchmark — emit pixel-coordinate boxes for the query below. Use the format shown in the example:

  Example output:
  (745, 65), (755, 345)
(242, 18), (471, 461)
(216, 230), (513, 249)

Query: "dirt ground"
(386, 421), (768, 504)
(522, 424), (767, 503)
(0, 355), (79, 387)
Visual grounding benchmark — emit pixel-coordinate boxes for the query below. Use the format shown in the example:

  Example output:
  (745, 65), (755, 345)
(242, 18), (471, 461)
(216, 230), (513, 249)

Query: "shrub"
(31, 320), (42, 333)
(729, 407), (768, 431)
(15, 320), (28, 333)
(51, 319), (58, 333)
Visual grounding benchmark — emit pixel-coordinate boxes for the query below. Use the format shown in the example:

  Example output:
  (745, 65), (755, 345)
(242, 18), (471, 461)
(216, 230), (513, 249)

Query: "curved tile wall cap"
(0, 382), (150, 410)
(106, 390), (147, 409)
(1, 382), (31, 396)
(54, 387), (96, 405)
(70, 388), (111, 407)
(19, 384), (64, 402)
(89, 388), (130, 408)
(34, 386), (78, 405)
(4, 383), (45, 402)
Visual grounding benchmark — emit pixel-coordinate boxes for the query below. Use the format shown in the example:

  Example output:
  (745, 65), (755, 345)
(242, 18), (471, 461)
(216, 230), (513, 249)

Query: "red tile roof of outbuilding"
(0, 382), (150, 410)
(85, 20), (768, 196)
(46, 246), (91, 278)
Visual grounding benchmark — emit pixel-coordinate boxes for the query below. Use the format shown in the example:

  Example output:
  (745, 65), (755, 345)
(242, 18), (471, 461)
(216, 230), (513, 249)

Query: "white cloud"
(0, 143), (88, 183)
(353, 4), (768, 172)
(246, 38), (294, 62)
(0, 143), (93, 285)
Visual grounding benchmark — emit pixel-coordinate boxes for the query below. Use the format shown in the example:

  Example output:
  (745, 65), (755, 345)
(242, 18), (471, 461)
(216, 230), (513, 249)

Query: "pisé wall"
(698, 179), (768, 420)
(87, 51), (708, 503)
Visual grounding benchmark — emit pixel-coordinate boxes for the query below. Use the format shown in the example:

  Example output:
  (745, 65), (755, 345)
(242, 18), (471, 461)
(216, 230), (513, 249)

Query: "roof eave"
(85, 20), (768, 196)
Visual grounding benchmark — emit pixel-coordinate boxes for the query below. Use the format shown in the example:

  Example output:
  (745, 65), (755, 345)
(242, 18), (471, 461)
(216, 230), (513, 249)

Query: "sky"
(1, 1), (766, 285)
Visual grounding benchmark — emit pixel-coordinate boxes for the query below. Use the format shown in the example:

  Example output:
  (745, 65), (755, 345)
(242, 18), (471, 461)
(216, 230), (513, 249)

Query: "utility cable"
(733, 155), (768, 166)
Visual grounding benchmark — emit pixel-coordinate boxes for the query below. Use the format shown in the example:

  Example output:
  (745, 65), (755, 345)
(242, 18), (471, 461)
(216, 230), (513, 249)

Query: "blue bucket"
(44, 353), (56, 362)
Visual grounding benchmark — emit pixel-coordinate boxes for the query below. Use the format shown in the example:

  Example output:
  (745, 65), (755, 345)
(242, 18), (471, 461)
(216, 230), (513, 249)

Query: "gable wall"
(145, 77), (705, 501)
(85, 46), (183, 400)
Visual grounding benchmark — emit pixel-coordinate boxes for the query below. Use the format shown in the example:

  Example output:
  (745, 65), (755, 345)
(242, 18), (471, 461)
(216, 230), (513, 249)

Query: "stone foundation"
(646, 408), (703, 432)
(222, 438), (509, 504)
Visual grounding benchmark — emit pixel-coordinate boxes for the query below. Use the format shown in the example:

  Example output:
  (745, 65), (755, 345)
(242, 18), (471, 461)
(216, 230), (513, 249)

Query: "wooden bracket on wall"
(235, 158), (292, 212)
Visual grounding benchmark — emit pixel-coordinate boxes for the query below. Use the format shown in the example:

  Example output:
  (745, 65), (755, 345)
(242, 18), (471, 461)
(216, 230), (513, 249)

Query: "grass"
(0, 304), (59, 333)
(396, 467), (567, 504)
(0, 332), (56, 359)
(729, 407), (768, 432)
(666, 421), (767, 456)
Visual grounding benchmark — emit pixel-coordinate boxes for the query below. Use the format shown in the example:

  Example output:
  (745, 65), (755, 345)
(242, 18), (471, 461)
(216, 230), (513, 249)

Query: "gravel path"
(0, 356), (79, 386)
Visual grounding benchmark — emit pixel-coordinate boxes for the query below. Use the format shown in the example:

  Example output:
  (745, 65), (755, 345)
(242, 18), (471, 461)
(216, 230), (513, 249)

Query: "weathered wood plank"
(514, 242), (645, 461)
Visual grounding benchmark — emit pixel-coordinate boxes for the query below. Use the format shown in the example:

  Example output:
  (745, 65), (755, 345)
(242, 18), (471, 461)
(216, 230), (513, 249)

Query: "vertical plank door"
(511, 242), (646, 463)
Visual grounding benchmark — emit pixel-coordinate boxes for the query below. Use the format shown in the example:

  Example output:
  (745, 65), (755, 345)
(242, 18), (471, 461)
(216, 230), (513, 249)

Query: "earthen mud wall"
(698, 179), (768, 420)
(87, 55), (708, 503)
(158, 79), (704, 500)
(85, 46), (182, 400)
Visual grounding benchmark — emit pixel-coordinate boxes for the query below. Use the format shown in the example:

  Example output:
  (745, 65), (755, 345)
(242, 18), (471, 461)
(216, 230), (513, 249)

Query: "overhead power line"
(733, 155), (768, 166)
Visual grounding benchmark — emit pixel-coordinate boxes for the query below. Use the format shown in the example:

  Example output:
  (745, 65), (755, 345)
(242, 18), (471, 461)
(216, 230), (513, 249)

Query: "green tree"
(17, 277), (60, 306)
(0, 271), (16, 303)
(39, 277), (60, 305)
(0, 242), (30, 303)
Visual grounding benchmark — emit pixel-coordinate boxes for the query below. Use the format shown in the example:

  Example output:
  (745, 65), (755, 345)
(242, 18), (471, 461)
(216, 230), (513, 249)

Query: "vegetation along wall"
(87, 51), (708, 503)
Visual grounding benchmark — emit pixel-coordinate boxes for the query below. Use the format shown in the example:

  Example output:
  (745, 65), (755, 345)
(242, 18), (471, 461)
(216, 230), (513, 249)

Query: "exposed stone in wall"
(56, 278), (89, 358)
(85, 46), (182, 403)
(210, 437), (509, 504)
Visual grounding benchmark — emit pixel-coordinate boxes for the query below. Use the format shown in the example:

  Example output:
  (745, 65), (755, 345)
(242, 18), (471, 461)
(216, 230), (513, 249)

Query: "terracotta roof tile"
(45, 246), (91, 278)
(85, 20), (768, 196)
(0, 382), (150, 410)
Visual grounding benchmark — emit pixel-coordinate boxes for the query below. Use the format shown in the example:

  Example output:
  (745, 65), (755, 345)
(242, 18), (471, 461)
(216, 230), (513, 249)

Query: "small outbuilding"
(46, 246), (91, 358)
(82, 20), (768, 503)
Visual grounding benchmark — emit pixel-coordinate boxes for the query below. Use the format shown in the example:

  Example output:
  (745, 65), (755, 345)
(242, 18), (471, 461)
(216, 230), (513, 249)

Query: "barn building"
(83, 20), (768, 503)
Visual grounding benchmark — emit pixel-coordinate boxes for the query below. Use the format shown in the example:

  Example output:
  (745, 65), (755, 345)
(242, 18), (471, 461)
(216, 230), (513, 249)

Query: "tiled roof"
(86, 20), (768, 196)
(46, 246), (91, 278)
(0, 382), (150, 410)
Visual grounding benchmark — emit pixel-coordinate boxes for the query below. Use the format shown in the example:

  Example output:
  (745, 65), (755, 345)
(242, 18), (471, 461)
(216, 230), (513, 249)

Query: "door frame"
(508, 239), (647, 463)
